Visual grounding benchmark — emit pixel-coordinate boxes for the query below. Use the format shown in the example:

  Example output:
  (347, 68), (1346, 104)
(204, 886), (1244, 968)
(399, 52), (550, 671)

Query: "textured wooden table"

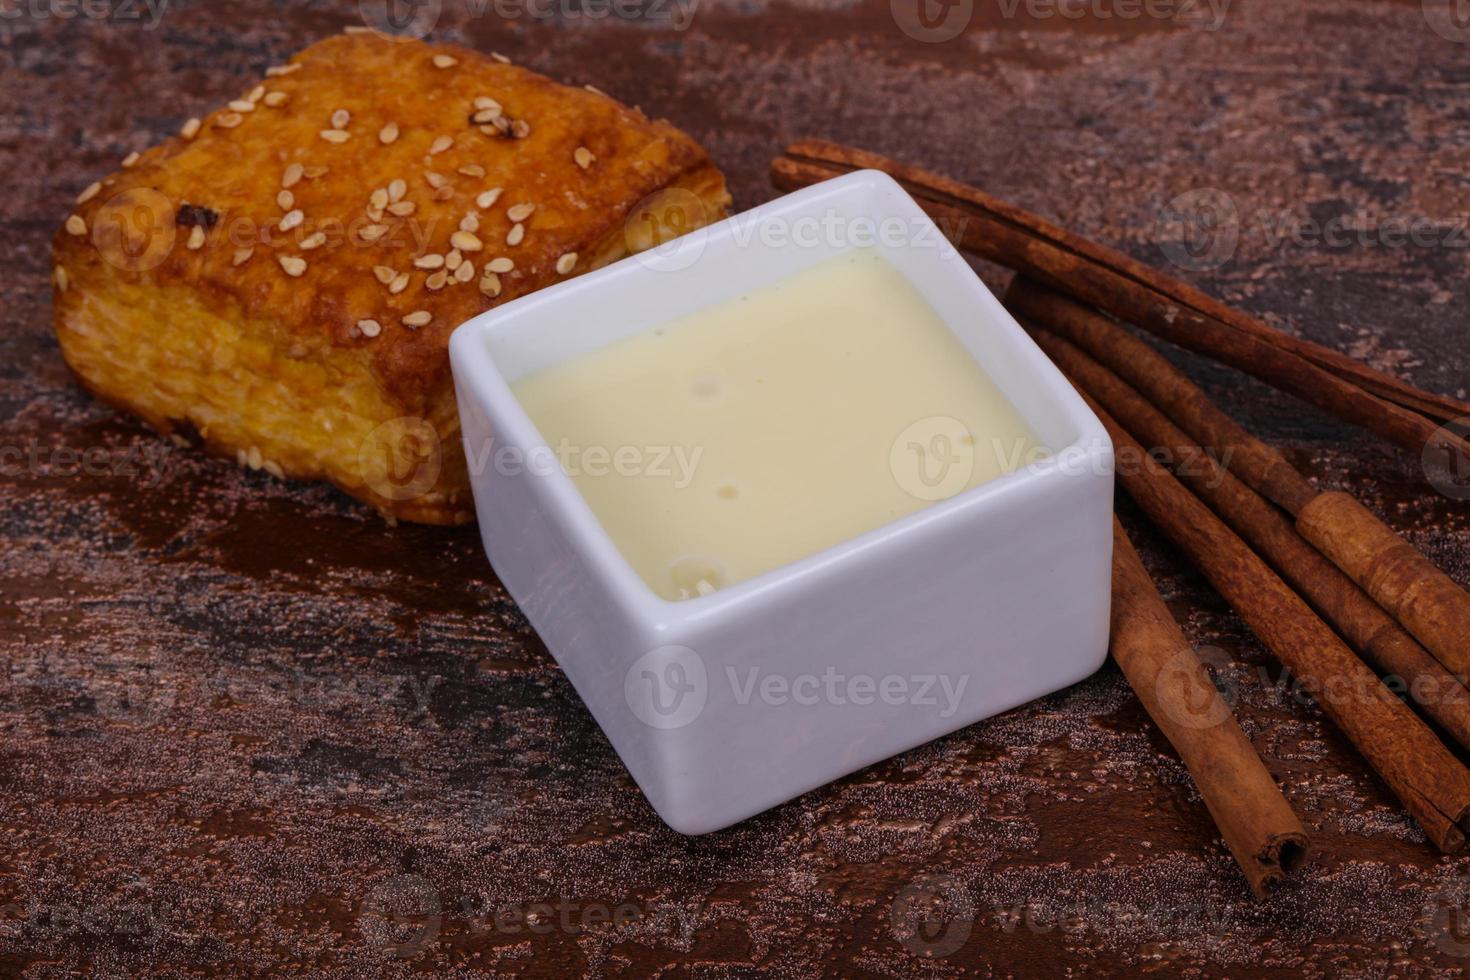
(4, 0), (1470, 975)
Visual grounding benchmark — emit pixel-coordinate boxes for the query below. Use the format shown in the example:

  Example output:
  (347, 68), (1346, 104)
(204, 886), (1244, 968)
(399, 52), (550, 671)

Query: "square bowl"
(448, 170), (1114, 834)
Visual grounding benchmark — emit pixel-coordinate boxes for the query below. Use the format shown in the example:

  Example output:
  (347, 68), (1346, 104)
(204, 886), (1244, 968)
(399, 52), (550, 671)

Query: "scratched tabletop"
(5, 0), (1470, 976)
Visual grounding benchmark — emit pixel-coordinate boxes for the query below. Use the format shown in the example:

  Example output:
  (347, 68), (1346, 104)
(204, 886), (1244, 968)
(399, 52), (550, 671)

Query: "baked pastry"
(52, 31), (730, 524)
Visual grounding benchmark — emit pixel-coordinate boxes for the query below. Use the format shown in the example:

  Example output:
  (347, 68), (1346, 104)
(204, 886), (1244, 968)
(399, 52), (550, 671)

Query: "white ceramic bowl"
(448, 170), (1114, 834)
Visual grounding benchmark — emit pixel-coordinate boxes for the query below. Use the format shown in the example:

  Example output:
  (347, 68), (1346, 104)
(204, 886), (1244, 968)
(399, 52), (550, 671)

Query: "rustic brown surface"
(4, 0), (1470, 975)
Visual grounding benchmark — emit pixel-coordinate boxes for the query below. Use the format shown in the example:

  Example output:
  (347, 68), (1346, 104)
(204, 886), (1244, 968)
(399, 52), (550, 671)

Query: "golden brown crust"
(52, 32), (730, 524)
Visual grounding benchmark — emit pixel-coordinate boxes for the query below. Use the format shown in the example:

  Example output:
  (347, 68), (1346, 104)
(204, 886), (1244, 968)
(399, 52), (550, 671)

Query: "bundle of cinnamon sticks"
(772, 141), (1470, 897)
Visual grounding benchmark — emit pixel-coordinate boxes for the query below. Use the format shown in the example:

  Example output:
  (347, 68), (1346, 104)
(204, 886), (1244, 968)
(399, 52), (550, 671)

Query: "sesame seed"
(247, 85), (266, 103)
(216, 112), (244, 129)
(357, 318), (382, 337)
(233, 247), (254, 266)
(282, 163), (304, 188)
(370, 187), (389, 211)
(320, 129), (350, 143)
(455, 261), (475, 283)
(247, 446), (263, 469)
(279, 255), (307, 277)
(264, 91), (289, 107)
(187, 225), (206, 250)
(432, 54), (458, 69)
(76, 182), (102, 205)
(54, 266), (69, 292)
(584, 84), (607, 97)
(471, 109), (501, 126)
(387, 201), (415, 217)
(277, 190), (295, 210)
(509, 119), (531, 139)
(556, 252), (578, 275)
(506, 202), (535, 222)
(574, 146), (595, 169)
(279, 209), (304, 231)
(344, 25), (370, 34)
(451, 230), (483, 252)
(506, 223), (524, 246)
(379, 122), (400, 145)
(459, 213), (479, 232)
(181, 118), (201, 139)
(426, 270), (448, 291)
(122, 151), (141, 168)
(429, 135), (454, 155)
(445, 249), (463, 271)
(389, 273), (409, 294)
(300, 232), (327, 250)
(265, 64), (300, 76)
(473, 96), (502, 112)
(402, 310), (432, 327)
(458, 164), (486, 178)
(65, 215), (87, 236)
(388, 179), (407, 202)
(304, 165), (329, 179)
(373, 265), (397, 284)
(479, 272), (502, 297)
(424, 171), (447, 189)
(491, 52), (511, 64)
(359, 224), (389, 242)
(476, 188), (503, 209)
(331, 108), (351, 129)
(433, 186), (453, 202)
(263, 460), (285, 479)
(229, 100), (256, 112)
(479, 122), (508, 138)
(413, 253), (445, 269)
(487, 257), (513, 273)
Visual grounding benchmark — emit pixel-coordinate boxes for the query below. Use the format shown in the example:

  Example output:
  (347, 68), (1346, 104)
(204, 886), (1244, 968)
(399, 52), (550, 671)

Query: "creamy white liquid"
(512, 250), (1044, 601)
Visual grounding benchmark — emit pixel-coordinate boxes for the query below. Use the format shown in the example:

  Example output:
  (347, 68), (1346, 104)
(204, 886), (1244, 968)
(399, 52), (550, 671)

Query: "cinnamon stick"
(1004, 279), (1470, 682)
(770, 142), (1470, 467)
(1023, 314), (1470, 753)
(1109, 517), (1308, 897)
(1065, 390), (1470, 851)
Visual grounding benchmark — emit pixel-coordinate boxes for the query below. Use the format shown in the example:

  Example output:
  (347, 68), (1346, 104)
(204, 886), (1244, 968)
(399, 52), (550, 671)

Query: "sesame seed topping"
(432, 54), (458, 69)
(263, 91), (289, 107)
(65, 215), (87, 236)
(247, 85), (266, 103)
(389, 273), (409, 294)
(509, 119), (531, 139)
(473, 96), (502, 112)
(247, 446), (263, 469)
(424, 171), (448, 189)
(277, 190), (295, 210)
(446, 250), (463, 271)
(265, 64), (300, 77)
(476, 188), (503, 209)
(479, 272), (502, 297)
(359, 224), (389, 243)
(300, 232), (327, 250)
(413, 253), (445, 269)
(459, 213), (480, 233)
(54, 266), (69, 292)
(320, 129), (350, 143)
(451, 230), (483, 252)
(584, 84), (607, 97)
(279, 255), (307, 277)
(387, 201), (416, 217)
(216, 112), (244, 129)
(556, 252), (578, 275)
(574, 146), (595, 169)
(76, 182), (102, 205)
(506, 223), (525, 246)
(455, 261), (475, 283)
(402, 310), (432, 327)
(373, 265), (397, 284)
(426, 270), (448, 291)
(506, 202), (535, 222)
(357, 319), (382, 338)
(429, 135), (454, 155)
(370, 188), (389, 211)
(331, 108), (351, 129)
(433, 186), (454, 202)
(233, 247), (254, 266)
(487, 257), (514, 273)
(304, 165), (329, 179)
(379, 122), (400, 145)
(228, 100), (255, 112)
(263, 460), (285, 480)
(470, 109), (501, 126)
(388, 179), (407, 202)
(282, 164), (304, 189)
(491, 52), (511, 64)
(187, 226), (206, 250)
(122, 151), (141, 168)
(279, 210), (304, 232)
(181, 118), (201, 139)
(458, 164), (486, 178)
